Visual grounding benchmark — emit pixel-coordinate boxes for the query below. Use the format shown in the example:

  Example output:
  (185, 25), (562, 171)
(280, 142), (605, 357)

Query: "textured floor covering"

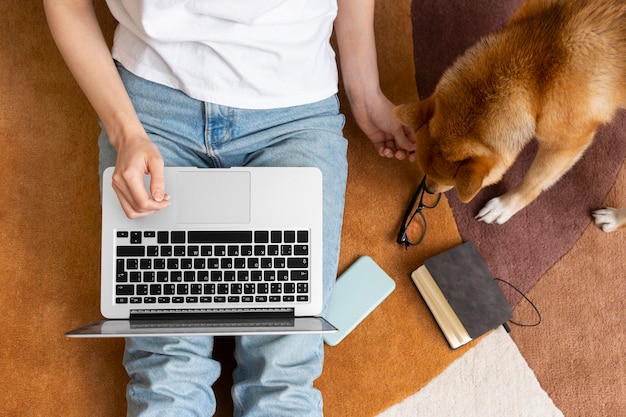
(1, 1), (624, 416)
(511, 163), (626, 417)
(377, 327), (563, 417)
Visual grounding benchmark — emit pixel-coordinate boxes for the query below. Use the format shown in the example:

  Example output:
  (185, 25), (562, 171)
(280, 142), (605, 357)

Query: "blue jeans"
(99, 64), (348, 417)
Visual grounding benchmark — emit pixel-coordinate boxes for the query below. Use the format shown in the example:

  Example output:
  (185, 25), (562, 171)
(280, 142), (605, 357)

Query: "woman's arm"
(43, 0), (169, 218)
(335, 0), (416, 161)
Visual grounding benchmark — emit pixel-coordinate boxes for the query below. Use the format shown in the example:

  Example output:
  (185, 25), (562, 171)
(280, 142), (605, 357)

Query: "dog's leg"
(476, 136), (593, 224)
(592, 207), (626, 232)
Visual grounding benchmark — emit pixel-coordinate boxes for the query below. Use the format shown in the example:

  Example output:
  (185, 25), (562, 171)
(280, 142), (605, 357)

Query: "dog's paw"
(475, 197), (518, 224)
(592, 207), (626, 233)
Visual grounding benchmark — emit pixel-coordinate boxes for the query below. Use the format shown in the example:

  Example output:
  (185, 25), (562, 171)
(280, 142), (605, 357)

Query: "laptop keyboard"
(113, 230), (311, 306)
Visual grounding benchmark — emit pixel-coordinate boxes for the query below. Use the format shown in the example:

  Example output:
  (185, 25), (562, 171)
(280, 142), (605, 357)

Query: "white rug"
(376, 327), (563, 417)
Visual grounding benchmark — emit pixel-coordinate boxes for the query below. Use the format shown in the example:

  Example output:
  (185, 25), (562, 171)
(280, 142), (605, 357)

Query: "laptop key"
(254, 231), (268, 243)
(160, 246), (172, 256)
(157, 231), (168, 244)
(290, 270), (308, 281)
(284, 230), (295, 243)
(294, 245), (308, 255)
(116, 285), (134, 295)
(189, 230), (253, 243)
(117, 246), (145, 257)
(171, 231), (185, 243)
(130, 231), (142, 244)
(170, 271), (182, 282)
(287, 258), (308, 268)
(297, 230), (309, 243)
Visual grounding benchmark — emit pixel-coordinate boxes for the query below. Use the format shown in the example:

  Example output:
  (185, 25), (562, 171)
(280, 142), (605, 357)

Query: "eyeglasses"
(396, 175), (442, 249)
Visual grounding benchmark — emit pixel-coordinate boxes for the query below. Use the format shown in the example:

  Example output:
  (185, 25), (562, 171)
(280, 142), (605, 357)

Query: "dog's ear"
(393, 96), (435, 131)
(455, 156), (495, 202)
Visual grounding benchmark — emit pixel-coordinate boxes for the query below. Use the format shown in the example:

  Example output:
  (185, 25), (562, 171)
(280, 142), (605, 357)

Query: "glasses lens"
(403, 209), (426, 246)
(421, 190), (441, 208)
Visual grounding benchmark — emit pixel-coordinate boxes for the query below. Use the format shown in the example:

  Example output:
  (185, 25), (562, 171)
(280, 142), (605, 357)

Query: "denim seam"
(203, 101), (223, 168)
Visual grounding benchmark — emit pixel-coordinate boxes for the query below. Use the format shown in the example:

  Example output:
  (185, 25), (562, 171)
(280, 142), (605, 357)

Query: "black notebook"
(411, 241), (512, 349)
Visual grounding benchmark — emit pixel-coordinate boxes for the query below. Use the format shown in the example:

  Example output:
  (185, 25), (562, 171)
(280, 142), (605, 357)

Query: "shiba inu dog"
(394, 0), (626, 232)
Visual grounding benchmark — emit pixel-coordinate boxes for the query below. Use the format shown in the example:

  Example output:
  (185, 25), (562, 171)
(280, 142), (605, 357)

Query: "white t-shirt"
(105, 0), (339, 109)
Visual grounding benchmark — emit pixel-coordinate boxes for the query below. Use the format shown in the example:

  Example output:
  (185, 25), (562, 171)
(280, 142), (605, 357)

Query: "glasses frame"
(396, 175), (442, 249)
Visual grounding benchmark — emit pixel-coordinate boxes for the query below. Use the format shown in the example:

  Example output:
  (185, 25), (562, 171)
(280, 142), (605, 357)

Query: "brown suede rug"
(411, 0), (626, 305)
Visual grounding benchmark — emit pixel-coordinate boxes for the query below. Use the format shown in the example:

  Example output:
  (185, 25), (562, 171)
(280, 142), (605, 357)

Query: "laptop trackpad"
(176, 171), (251, 224)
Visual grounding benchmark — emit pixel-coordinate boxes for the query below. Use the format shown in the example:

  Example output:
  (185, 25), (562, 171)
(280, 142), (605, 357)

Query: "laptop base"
(66, 316), (336, 338)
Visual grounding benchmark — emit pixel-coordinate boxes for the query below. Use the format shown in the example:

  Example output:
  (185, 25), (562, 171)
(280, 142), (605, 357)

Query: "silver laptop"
(66, 166), (337, 337)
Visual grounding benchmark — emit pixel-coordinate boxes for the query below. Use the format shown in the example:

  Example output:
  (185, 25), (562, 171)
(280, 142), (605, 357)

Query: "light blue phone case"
(323, 256), (396, 346)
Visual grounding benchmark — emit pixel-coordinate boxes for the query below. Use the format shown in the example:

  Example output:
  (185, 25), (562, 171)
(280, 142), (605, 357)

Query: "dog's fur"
(394, 0), (626, 231)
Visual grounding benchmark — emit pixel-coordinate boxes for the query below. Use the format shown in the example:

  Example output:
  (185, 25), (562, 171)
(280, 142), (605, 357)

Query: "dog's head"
(393, 95), (504, 203)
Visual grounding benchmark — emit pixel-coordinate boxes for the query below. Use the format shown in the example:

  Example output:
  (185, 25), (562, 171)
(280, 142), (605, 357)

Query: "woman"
(44, 0), (415, 415)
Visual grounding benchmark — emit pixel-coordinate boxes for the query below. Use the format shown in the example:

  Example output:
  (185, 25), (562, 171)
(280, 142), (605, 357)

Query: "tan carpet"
(1, 1), (468, 416)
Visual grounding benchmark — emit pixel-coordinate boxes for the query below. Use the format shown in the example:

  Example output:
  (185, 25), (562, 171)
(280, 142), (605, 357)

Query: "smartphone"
(323, 256), (396, 346)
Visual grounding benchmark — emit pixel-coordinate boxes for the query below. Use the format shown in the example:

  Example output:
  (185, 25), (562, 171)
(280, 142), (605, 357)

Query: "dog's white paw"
(592, 207), (624, 233)
(475, 197), (518, 224)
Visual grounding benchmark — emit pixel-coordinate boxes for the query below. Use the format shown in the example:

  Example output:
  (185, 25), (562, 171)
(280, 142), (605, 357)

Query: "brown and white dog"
(394, 0), (626, 232)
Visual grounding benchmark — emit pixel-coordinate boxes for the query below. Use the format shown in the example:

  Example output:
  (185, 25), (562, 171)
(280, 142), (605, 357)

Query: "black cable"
(495, 278), (542, 328)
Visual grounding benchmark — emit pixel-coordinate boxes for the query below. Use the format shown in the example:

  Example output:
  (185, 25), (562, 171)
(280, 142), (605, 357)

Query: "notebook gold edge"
(411, 266), (471, 349)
